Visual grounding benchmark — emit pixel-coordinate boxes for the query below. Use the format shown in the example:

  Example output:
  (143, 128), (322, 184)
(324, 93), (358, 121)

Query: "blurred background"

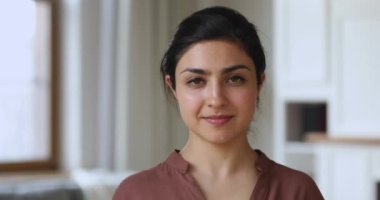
(0, 0), (380, 199)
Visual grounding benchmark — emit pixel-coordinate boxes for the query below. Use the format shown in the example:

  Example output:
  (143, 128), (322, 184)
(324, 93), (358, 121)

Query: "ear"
(165, 75), (177, 98)
(258, 73), (266, 94)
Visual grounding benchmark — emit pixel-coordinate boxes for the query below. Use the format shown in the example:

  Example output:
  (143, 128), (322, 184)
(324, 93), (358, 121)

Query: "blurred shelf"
(305, 132), (380, 145)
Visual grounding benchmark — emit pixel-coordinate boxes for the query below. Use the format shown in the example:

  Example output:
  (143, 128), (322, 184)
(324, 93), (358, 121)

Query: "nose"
(206, 81), (227, 108)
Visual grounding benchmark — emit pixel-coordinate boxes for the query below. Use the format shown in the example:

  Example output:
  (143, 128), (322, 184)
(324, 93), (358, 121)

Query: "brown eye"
(186, 77), (205, 87)
(226, 76), (245, 85)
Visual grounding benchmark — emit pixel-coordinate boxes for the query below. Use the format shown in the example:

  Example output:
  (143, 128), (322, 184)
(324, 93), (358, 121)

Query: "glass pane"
(0, 1), (51, 163)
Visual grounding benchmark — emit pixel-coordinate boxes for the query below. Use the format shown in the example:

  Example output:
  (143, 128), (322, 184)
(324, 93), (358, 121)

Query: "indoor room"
(1, 0), (379, 199)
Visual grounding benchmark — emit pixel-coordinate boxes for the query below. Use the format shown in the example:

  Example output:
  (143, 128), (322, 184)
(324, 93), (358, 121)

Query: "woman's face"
(167, 40), (263, 145)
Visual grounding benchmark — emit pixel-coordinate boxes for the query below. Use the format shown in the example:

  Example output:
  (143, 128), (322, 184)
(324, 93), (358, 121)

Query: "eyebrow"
(180, 64), (251, 75)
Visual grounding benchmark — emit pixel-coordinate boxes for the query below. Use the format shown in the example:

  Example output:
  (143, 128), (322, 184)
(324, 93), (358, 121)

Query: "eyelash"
(226, 76), (245, 85)
(185, 76), (245, 88)
(186, 77), (205, 87)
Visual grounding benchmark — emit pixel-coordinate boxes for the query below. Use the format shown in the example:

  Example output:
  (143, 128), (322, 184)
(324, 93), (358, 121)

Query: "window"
(0, 0), (58, 171)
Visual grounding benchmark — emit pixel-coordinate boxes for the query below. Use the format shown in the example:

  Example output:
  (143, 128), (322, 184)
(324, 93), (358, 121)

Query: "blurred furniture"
(0, 170), (131, 200)
(274, 0), (380, 199)
(313, 140), (380, 200)
(273, 0), (380, 175)
(0, 179), (83, 200)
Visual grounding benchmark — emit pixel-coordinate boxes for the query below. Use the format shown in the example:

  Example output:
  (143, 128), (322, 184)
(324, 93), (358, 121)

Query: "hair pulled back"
(161, 6), (266, 93)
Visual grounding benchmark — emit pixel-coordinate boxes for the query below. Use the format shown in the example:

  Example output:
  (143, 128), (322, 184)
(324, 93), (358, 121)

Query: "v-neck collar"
(165, 149), (273, 199)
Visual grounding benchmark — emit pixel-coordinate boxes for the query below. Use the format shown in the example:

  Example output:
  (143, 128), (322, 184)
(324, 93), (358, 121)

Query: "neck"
(180, 133), (257, 178)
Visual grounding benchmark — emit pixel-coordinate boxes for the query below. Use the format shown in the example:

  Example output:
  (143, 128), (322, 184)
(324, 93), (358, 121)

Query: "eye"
(226, 76), (245, 86)
(186, 77), (205, 88)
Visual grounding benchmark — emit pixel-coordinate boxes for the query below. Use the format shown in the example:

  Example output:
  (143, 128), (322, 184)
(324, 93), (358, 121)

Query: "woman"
(113, 6), (324, 200)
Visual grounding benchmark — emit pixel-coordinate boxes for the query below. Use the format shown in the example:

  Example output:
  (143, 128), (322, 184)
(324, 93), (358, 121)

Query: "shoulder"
(271, 161), (317, 187)
(269, 162), (324, 199)
(113, 150), (192, 200)
(255, 150), (324, 199)
(112, 164), (165, 200)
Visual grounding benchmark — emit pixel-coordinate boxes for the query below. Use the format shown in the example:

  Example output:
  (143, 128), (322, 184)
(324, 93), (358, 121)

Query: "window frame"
(0, 0), (59, 172)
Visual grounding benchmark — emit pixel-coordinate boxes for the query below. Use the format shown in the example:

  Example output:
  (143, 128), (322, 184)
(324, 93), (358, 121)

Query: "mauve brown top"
(113, 150), (324, 200)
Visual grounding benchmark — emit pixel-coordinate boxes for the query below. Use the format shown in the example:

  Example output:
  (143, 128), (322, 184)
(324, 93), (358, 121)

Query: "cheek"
(176, 91), (203, 118)
(231, 88), (258, 113)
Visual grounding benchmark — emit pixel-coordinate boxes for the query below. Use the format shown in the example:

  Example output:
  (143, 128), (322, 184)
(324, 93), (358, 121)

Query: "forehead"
(176, 40), (255, 73)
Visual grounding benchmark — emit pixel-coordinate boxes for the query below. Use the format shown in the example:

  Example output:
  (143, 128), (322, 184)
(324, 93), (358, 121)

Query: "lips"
(202, 115), (233, 125)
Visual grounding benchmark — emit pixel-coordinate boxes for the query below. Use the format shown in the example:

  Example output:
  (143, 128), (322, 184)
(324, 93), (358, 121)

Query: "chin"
(200, 130), (245, 145)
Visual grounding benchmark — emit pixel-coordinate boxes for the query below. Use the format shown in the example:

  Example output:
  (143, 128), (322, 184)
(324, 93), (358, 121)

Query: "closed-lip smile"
(202, 115), (233, 125)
